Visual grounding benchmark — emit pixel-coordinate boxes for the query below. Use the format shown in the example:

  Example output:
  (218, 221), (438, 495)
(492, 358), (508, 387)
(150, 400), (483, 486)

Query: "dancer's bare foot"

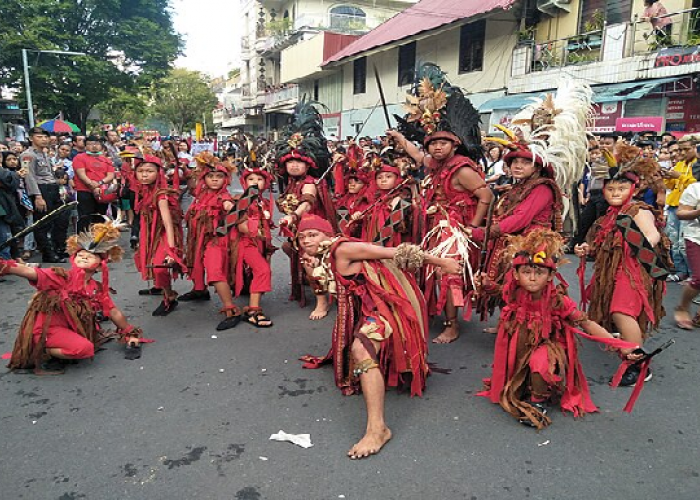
(483, 327), (498, 334)
(309, 307), (328, 320)
(433, 320), (459, 344)
(310, 295), (329, 320)
(348, 427), (392, 459)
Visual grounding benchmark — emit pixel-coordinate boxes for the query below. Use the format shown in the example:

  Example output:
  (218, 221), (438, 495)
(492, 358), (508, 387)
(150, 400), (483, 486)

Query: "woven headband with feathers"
(66, 219), (124, 262)
(394, 63), (482, 161)
(487, 79), (593, 189)
(505, 229), (567, 267)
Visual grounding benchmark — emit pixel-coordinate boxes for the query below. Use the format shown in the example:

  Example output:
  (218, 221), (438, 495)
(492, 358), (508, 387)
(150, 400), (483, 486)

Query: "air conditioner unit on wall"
(537, 0), (572, 17)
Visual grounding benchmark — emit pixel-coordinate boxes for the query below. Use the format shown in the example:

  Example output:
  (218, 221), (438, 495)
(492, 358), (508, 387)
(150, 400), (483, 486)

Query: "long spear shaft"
(373, 65), (392, 129)
(347, 177), (411, 226)
(0, 201), (77, 251)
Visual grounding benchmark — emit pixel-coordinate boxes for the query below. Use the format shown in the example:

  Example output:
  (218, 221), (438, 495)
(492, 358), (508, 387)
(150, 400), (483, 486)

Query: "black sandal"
(139, 286), (163, 296)
(244, 307), (274, 328)
(216, 305), (243, 331)
(152, 297), (178, 316)
(124, 342), (142, 360)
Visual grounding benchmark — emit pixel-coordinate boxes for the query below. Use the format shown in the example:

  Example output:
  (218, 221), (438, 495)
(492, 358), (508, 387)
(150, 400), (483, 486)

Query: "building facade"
(234, 0), (416, 136)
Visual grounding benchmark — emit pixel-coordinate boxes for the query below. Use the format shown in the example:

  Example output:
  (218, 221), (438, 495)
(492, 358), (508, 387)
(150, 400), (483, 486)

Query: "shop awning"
(478, 92), (545, 112)
(592, 77), (681, 103)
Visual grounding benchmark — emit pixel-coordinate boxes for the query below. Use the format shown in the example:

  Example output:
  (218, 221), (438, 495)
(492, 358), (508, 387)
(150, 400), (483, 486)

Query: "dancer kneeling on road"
(3, 221), (144, 373)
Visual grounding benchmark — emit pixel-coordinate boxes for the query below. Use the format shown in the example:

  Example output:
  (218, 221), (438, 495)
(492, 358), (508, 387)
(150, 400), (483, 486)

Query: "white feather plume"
(527, 79), (593, 189)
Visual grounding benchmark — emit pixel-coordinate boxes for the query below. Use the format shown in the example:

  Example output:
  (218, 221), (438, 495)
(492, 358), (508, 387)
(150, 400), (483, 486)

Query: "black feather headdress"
(394, 63), (482, 161)
(274, 96), (329, 176)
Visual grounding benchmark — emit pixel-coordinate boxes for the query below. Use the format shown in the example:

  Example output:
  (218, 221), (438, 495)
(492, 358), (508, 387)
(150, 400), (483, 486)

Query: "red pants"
(610, 267), (643, 318)
(151, 241), (173, 290)
(33, 327), (94, 359)
(191, 241), (229, 290)
(529, 345), (561, 386)
(237, 239), (272, 295)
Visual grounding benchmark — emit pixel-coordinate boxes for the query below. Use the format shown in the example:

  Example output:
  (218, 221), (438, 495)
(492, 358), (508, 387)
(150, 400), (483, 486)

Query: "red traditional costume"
(361, 164), (418, 247)
(273, 99), (338, 305)
(232, 168), (275, 298)
(300, 216), (429, 396)
(478, 230), (641, 429)
(184, 154), (235, 294)
(392, 63), (488, 322)
(474, 80), (593, 318)
(581, 168), (670, 337)
(4, 221), (143, 371)
(132, 156), (185, 311)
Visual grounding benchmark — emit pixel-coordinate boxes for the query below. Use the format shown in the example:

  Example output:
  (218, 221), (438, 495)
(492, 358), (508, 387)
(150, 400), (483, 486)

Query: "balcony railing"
(512, 7), (700, 75)
(629, 7), (700, 56)
(263, 84), (299, 106)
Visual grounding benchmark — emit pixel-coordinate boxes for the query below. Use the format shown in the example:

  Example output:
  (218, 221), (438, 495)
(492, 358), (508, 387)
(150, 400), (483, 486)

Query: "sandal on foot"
(139, 286), (163, 296)
(152, 299), (178, 316)
(179, 289), (211, 302)
(216, 305), (243, 331)
(244, 307), (274, 328)
(34, 358), (65, 376)
(124, 342), (142, 360)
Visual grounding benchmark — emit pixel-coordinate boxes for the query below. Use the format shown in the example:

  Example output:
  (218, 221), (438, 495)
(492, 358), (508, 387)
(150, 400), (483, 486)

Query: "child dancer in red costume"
(3, 221), (145, 372)
(480, 229), (643, 429)
(132, 156), (185, 316)
(360, 163), (416, 247)
(181, 152), (243, 331)
(234, 168), (275, 327)
(575, 164), (669, 387)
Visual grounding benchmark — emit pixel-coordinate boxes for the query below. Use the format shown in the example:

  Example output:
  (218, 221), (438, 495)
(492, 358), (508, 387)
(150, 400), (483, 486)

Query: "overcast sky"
(172, 0), (243, 77)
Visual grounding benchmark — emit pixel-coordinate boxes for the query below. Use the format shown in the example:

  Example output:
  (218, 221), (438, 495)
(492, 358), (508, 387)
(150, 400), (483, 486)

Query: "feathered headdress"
(394, 63), (482, 161)
(506, 229), (567, 270)
(274, 96), (329, 176)
(191, 151), (236, 195)
(66, 219), (124, 261)
(487, 79), (593, 188)
(608, 143), (660, 189)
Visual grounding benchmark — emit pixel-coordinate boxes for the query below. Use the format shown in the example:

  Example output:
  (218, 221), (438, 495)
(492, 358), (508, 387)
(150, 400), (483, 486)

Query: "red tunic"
(8, 267), (116, 369)
(422, 154), (483, 318)
(583, 201), (667, 336)
(184, 188), (233, 290)
(232, 198), (274, 296)
(478, 275), (637, 428)
(134, 184), (184, 288)
(472, 176), (563, 318)
(301, 237), (429, 396)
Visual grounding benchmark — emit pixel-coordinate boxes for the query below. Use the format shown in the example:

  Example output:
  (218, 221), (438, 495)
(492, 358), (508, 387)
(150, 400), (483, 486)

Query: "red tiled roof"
(322, 0), (516, 65)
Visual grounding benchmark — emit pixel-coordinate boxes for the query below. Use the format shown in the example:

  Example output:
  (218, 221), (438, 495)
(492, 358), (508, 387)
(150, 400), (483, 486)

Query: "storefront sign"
(665, 97), (700, 133)
(655, 46), (700, 68)
(615, 116), (663, 132)
(588, 102), (622, 133)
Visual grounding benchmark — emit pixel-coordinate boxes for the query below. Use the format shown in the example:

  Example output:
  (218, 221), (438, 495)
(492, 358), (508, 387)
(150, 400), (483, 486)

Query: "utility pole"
(21, 49), (87, 128)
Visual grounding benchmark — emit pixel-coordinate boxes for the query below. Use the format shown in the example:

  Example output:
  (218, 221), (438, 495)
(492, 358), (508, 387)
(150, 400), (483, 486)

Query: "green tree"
(0, 0), (181, 130)
(151, 68), (217, 135)
(95, 89), (148, 126)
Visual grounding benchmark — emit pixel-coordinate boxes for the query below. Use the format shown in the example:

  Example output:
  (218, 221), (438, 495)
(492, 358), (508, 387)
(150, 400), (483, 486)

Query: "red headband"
(297, 215), (334, 235)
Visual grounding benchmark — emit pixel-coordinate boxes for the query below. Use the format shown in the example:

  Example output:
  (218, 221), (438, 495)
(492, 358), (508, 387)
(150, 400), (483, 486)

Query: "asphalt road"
(1, 239), (699, 500)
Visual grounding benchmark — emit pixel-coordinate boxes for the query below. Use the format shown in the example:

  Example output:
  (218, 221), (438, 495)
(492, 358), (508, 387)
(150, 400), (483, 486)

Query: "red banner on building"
(615, 116), (663, 132)
(588, 102), (622, 133)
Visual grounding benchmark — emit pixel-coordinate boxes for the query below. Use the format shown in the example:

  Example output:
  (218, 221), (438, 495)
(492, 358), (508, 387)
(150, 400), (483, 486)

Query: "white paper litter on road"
(269, 430), (313, 448)
(538, 440), (550, 447)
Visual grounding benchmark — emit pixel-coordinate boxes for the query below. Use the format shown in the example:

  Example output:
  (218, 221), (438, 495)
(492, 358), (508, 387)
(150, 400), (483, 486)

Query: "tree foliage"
(151, 68), (217, 135)
(0, 0), (181, 130)
(95, 88), (148, 126)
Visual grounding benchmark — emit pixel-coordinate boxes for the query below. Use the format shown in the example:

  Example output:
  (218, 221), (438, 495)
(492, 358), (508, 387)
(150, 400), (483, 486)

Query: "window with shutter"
(397, 42), (416, 86)
(353, 57), (367, 95)
(458, 20), (486, 74)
